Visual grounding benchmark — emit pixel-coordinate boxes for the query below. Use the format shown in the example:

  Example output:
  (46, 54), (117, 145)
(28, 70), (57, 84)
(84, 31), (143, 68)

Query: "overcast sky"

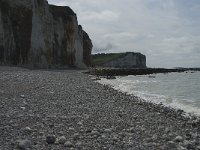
(48, 0), (200, 68)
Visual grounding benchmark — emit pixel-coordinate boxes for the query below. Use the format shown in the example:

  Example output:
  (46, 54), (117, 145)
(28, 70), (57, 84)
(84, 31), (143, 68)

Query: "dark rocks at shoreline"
(0, 66), (200, 149)
(87, 67), (200, 76)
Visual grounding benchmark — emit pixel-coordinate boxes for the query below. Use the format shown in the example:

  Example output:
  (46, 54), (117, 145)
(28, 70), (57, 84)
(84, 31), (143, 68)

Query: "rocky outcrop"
(0, 0), (92, 68)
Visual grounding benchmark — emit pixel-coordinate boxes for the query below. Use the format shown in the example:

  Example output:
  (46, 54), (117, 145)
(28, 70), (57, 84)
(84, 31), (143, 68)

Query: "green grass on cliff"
(92, 53), (125, 66)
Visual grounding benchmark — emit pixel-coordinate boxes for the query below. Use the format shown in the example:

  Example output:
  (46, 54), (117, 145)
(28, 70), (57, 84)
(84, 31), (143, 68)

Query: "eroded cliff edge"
(0, 0), (92, 68)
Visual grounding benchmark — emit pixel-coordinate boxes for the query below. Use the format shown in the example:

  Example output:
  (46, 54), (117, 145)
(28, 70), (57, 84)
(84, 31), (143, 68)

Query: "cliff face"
(83, 30), (93, 66)
(0, 0), (92, 68)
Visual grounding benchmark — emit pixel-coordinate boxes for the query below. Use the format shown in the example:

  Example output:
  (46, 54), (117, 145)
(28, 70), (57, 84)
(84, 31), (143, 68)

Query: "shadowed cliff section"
(83, 30), (93, 66)
(0, 0), (92, 68)
(49, 5), (77, 66)
(0, 0), (33, 65)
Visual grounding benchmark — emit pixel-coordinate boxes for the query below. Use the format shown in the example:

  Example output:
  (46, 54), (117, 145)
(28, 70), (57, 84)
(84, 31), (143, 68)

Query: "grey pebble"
(104, 128), (112, 133)
(152, 134), (158, 141)
(164, 127), (170, 133)
(129, 127), (135, 133)
(112, 134), (119, 142)
(64, 141), (73, 147)
(20, 95), (25, 98)
(75, 141), (82, 147)
(101, 134), (107, 139)
(174, 136), (183, 142)
(18, 139), (32, 150)
(91, 130), (100, 135)
(39, 132), (44, 136)
(73, 133), (80, 140)
(77, 121), (83, 126)
(164, 141), (177, 149)
(183, 140), (195, 149)
(69, 127), (75, 132)
(57, 136), (66, 144)
(22, 127), (32, 134)
(46, 135), (56, 144)
(1, 67), (200, 149)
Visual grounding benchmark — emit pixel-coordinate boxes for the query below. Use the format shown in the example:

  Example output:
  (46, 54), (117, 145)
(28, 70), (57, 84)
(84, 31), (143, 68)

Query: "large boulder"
(0, 0), (92, 68)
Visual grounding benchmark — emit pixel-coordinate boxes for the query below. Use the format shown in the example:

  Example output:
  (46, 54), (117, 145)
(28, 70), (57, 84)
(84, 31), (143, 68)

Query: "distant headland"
(92, 52), (146, 68)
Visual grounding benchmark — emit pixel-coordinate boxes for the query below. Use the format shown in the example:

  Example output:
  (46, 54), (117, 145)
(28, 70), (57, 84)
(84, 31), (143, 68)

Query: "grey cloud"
(48, 0), (200, 68)
(93, 43), (115, 53)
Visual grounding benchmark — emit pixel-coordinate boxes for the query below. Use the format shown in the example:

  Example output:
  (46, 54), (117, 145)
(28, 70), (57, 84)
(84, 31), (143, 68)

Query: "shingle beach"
(0, 66), (200, 150)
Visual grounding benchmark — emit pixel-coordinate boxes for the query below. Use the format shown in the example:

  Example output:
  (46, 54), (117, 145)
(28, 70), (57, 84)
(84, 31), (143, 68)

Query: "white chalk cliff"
(0, 0), (92, 68)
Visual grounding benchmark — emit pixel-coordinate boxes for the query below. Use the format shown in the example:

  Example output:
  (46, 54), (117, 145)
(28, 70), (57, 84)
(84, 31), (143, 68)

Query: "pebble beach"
(0, 66), (200, 150)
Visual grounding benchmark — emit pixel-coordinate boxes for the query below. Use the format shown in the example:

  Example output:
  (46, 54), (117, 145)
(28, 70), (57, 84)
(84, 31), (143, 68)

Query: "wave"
(97, 73), (200, 116)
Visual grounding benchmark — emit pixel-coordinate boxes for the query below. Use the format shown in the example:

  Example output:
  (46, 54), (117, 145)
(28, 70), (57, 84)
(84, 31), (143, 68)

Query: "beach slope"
(0, 66), (199, 149)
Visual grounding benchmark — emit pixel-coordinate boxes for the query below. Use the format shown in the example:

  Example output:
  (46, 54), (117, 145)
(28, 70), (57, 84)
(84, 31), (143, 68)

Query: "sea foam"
(97, 72), (200, 116)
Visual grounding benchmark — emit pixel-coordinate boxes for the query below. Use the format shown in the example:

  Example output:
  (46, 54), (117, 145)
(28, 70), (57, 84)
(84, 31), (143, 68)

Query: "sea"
(98, 71), (200, 116)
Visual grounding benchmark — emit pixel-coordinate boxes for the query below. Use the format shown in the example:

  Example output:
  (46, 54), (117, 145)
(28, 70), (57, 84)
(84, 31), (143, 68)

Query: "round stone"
(77, 121), (83, 126)
(196, 146), (200, 150)
(104, 128), (112, 133)
(91, 130), (100, 135)
(112, 135), (119, 142)
(46, 135), (56, 144)
(73, 133), (80, 140)
(20, 95), (25, 98)
(39, 132), (44, 136)
(152, 134), (158, 140)
(69, 127), (75, 131)
(75, 141), (82, 147)
(164, 128), (170, 133)
(174, 136), (183, 142)
(18, 139), (32, 150)
(23, 127), (32, 134)
(64, 141), (73, 147)
(57, 136), (66, 144)
(101, 134), (107, 139)
(165, 141), (177, 149)
(129, 127), (135, 133)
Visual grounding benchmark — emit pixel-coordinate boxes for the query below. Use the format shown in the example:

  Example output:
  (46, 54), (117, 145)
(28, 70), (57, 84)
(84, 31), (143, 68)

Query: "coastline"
(0, 66), (200, 149)
(97, 74), (200, 117)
